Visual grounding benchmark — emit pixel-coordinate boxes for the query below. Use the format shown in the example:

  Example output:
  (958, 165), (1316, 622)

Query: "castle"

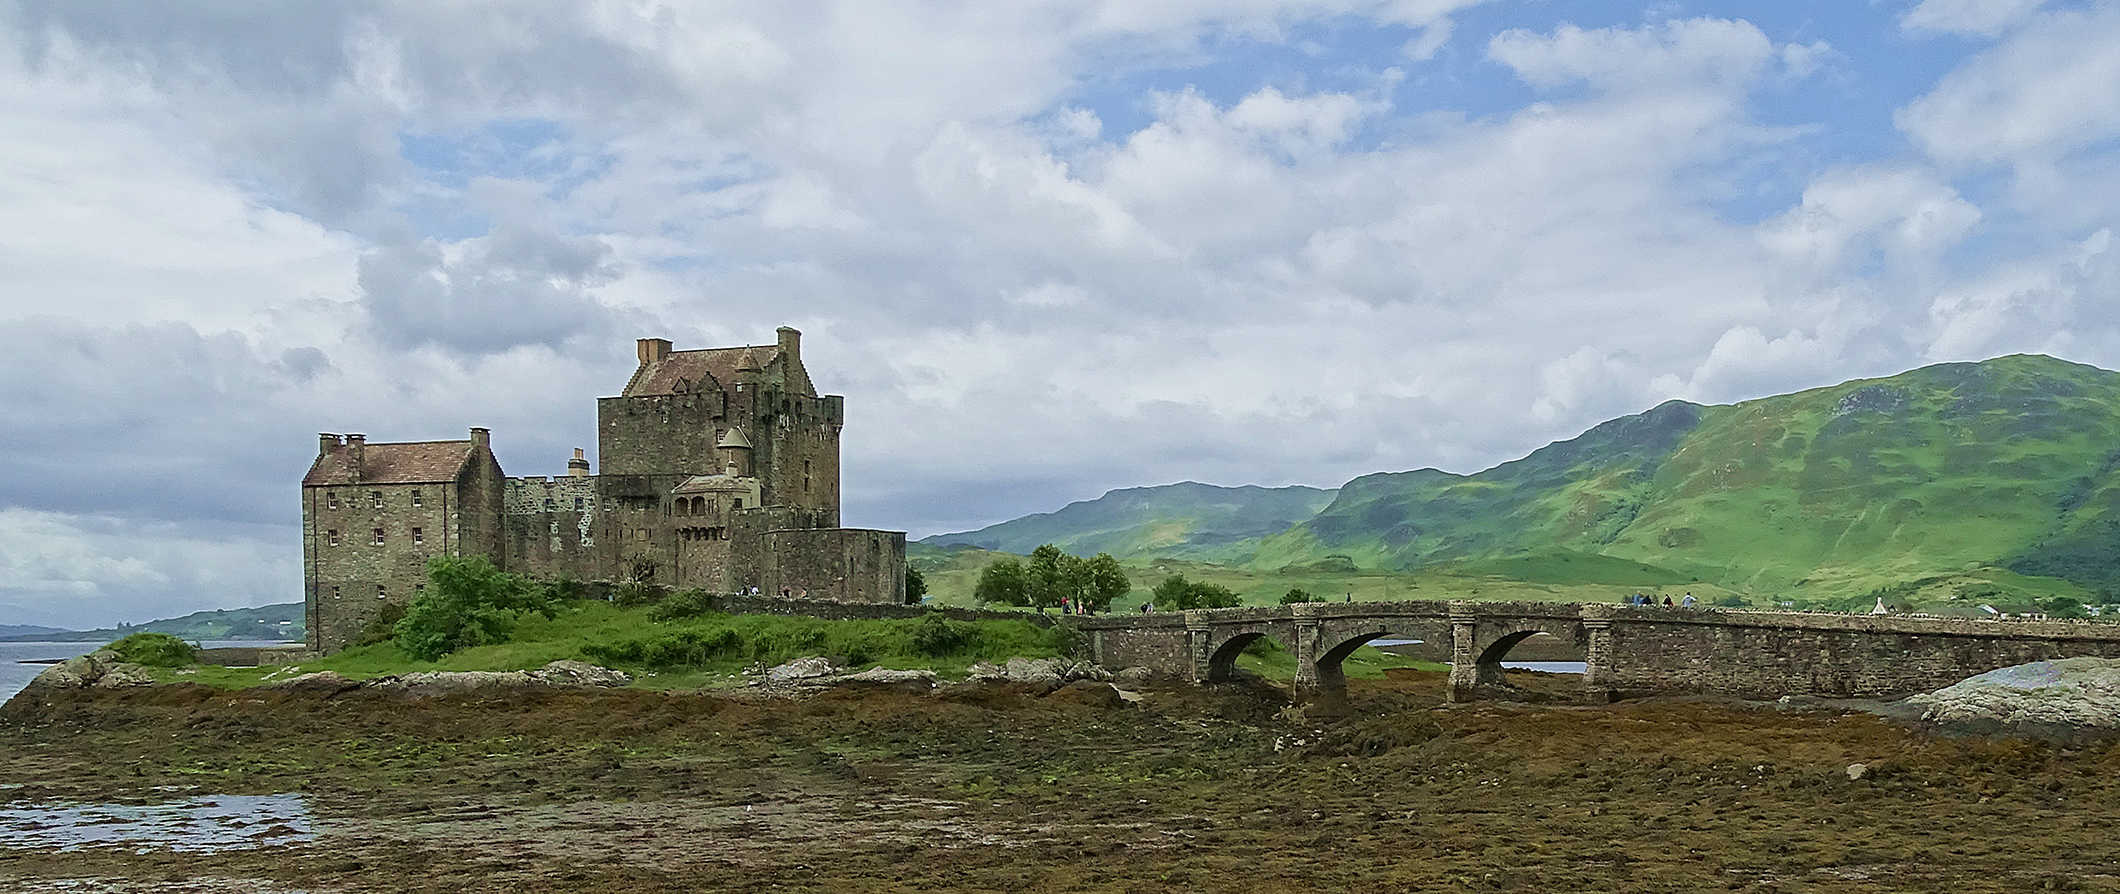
(299, 328), (908, 652)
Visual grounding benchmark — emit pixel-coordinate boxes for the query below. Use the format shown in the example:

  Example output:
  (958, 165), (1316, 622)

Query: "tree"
(973, 557), (1030, 607)
(394, 556), (559, 661)
(904, 564), (928, 605)
(1026, 544), (1074, 612)
(1151, 574), (1242, 611)
(1079, 553), (1130, 613)
(1280, 587), (1316, 605)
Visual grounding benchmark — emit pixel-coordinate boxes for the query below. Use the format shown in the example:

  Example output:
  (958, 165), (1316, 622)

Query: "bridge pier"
(1185, 615), (1213, 683)
(1580, 608), (1617, 703)
(1446, 605), (1479, 703)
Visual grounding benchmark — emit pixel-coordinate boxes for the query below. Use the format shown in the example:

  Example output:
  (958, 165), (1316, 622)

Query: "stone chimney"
(567, 447), (590, 477)
(636, 337), (672, 366)
(345, 434), (365, 483)
(318, 433), (342, 455)
(776, 326), (800, 366)
(470, 427), (490, 451)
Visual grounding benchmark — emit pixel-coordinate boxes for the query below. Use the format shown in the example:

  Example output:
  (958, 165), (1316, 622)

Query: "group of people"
(1059, 597), (1095, 615)
(1628, 592), (1697, 608)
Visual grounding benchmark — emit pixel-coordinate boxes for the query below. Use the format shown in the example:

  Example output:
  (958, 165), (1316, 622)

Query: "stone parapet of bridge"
(1071, 600), (2120, 708)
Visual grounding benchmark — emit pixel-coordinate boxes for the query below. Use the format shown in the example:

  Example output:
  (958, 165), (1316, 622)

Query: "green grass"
(162, 601), (1070, 691)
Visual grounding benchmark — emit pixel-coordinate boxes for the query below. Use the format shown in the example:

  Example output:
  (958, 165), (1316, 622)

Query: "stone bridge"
(1071, 601), (2120, 708)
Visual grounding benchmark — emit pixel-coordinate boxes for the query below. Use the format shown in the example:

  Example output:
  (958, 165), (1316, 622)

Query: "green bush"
(649, 589), (721, 621)
(909, 614), (969, 656)
(1279, 588), (1317, 605)
(107, 632), (196, 667)
(355, 602), (409, 647)
(1152, 574), (1242, 611)
(905, 564), (929, 604)
(394, 557), (559, 661)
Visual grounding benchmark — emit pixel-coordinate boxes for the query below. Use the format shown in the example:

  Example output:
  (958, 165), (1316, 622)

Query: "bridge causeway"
(1071, 600), (2120, 708)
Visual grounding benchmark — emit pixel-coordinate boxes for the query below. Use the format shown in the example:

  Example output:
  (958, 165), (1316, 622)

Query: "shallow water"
(0, 794), (314, 853)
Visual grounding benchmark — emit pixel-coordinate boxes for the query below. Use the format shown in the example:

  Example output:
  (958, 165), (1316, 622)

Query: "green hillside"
(922, 481), (1337, 561)
(2, 603), (304, 643)
(1254, 354), (2120, 604)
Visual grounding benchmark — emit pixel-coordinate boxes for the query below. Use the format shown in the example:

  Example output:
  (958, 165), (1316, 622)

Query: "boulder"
(264, 671), (362, 695)
(1002, 658), (1064, 687)
(764, 657), (839, 683)
(90, 663), (157, 689)
(368, 670), (538, 695)
(818, 667), (938, 693)
(1111, 666), (1159, 689)
(531, 660), (632, 688)
(1845, 763), (1869, 781)
(1907, 658), (2120, 732)
(28, 655), (100, 690)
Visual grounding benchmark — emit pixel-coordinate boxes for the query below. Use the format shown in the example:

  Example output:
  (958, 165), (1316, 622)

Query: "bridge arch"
(1200, 620), (1298, 683)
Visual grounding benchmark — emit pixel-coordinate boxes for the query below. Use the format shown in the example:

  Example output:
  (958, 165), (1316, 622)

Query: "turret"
(718, 427), (754, 477)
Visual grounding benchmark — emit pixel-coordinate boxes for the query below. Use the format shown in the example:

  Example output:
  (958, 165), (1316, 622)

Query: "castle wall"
(596, 393), (728, 477)
(303, 481), (458, 652)
(502, 476), (601, 581)
(759, 393), (843, 525)
(756, 528), (906, 604)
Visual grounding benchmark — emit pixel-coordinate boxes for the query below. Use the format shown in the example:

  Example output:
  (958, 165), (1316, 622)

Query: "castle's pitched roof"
(302, 440), (476, 486)
(623, 345), (815, 398)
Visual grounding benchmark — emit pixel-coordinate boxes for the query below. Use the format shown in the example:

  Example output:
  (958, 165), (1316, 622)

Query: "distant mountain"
(1251, 354), (2120, 599)
(922, 481), (1338, 561)
(0, 623), (70, 638)
(0, 603), (304, 643)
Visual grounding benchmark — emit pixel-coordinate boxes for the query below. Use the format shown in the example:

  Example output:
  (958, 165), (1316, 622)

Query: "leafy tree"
(973, 557), (1030, 607)
(1279, 587), (1317, 605)
(905, 564), (929, 605)
(394, 556), (559, 661)
(1026, 544), (1076, 611)
(2041, 595), (2089, 619)
(1079, 553), (1130, 613)
(1151, 574), (1242, 611)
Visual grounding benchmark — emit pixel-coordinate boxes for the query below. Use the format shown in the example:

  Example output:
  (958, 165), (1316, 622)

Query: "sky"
(2, 0), (2118, 628)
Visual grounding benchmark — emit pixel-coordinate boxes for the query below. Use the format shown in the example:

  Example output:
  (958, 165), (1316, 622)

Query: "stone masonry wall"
(304, 481), (458, 652)
(757, 528), (905, 604)
(596, 393), (728, 477)
(501, 476), (601, 581)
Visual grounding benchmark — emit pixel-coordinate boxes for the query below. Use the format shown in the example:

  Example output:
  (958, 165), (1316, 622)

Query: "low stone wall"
(691, 593), (1057, 627)
(196, 646), (314, 668)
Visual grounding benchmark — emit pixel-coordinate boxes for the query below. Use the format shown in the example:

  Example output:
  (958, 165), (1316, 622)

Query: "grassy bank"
(167, 601), (1069, 690)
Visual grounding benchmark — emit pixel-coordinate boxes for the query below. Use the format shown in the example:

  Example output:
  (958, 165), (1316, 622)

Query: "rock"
(530, 660), (631, 688)
(90, 663), (157, 689)
(28, 655), (100, 690)
(1907, 657), (2120, 732)
(966, 662), (1006, 680)
(818, 667), (937, 693)
(764, 657), (839, 683)
(368, 670), (538, 695)
(1845, 763), (1868, 781)
(264, 671), (361, 695)
(1111, 666), (1158, 689)
(1003, 658), (1064, 687)
(1046, 680), (1125, 709)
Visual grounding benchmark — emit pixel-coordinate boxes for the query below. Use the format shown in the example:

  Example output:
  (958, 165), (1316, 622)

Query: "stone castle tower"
(299, 328), (907, 652)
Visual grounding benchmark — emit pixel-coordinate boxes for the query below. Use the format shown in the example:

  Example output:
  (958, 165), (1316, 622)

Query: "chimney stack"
(567, 447), (590, 477)
(470, 427), (490, 450)
(318, 432), (342, 456)
(345, 434), (365, 483)
(636, 337), (672, 366)
(776, 326), (800, 365)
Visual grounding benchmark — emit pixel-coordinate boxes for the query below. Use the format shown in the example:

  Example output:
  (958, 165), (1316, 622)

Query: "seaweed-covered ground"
(3, 671), (2118, 892)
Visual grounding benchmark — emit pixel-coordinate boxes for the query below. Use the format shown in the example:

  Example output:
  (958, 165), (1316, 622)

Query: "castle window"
(327, 529), (340, 547)
(415, 584), (425, 594)
(635, 529), (648, 542)
(675, 500), (688, 517)
(412, 527), (424, 546)
(326, 492), (339, 510)
(804, 460), (812, 494)
(692, 497), (705, 515)
(372, 528), (385, 545)
(574, 497), (584, 509)
(370, 491), (383, 508)
(411, 489), (423, 507)
(330, 586), (339, 599)
(377, 585), (386, 600)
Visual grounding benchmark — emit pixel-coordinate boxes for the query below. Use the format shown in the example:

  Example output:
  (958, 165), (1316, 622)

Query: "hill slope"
(1, 603), (304, 643)
(922, 481), (1337, 561)
(1252, 354), (2120, 600)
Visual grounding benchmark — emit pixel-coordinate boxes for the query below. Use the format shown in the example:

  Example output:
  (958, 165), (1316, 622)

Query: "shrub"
(1152, 574), (1243, 611)
(355, 602), (409, 647)
(1280, 588), (1317, 605)
(649, 589), (721, 621)
(394, 556), (559, 661)
(905, 564), (929, 605)
(107, 632), (196, 667)
(909, 614), (969, 656)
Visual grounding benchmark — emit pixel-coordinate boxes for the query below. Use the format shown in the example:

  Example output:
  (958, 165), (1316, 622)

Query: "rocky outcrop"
(367, 661), (634, 696)
(264, 671), (362, 695)
(967, 658), (1111, 689)
(22, 651), (154, 693)
(1908, 658), (2120, 734)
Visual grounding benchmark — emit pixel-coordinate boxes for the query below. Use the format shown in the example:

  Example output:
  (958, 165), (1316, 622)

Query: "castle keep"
(300, 328), (907, 652)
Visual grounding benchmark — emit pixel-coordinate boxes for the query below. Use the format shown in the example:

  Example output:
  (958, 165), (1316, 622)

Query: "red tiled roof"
(302, 440), (475, 486)
(623, 345), (814, 397)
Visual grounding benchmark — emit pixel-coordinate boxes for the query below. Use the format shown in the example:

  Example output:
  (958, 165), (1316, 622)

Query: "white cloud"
(1759, 165), (1982, 271)
(1897, 4), (2120, 166)
(1900, 0), (2047, 37)
(1487, 17), (1777, 94)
